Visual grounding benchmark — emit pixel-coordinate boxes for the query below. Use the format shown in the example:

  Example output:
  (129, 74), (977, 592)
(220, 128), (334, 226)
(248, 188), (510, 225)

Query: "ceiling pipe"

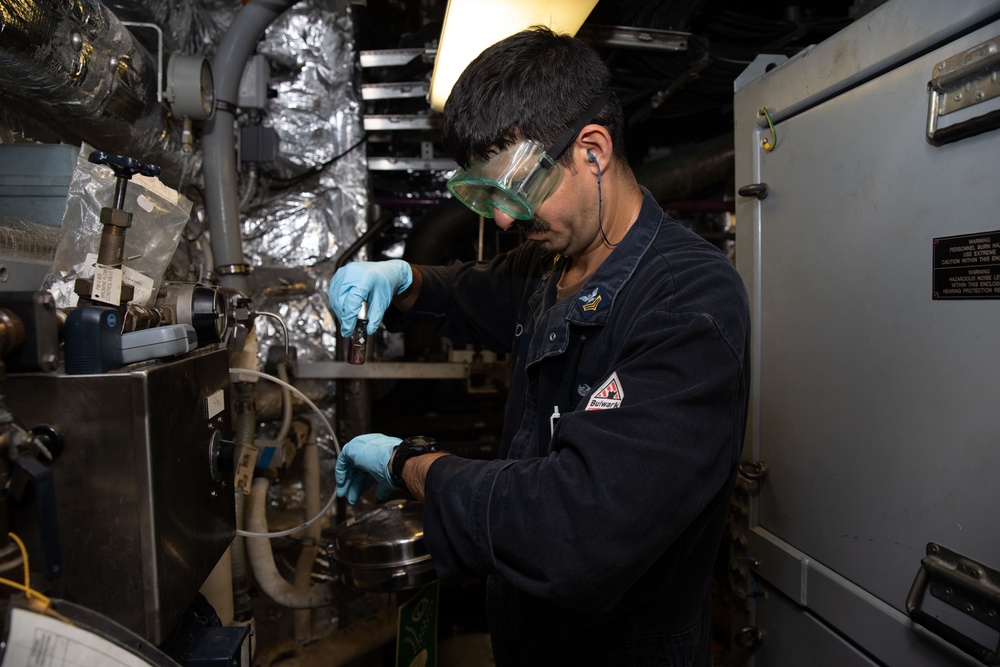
(0, 0), (184, 181)
(202, 0), (299, 294)
(633, 132), (735, 203)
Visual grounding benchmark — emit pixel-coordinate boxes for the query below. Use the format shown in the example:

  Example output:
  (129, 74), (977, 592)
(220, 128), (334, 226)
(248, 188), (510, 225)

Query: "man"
(328, 26), (750, 666)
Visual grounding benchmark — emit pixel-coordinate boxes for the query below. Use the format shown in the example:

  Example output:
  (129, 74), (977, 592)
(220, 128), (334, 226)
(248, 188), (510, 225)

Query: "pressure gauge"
(164, 54), (215, 120)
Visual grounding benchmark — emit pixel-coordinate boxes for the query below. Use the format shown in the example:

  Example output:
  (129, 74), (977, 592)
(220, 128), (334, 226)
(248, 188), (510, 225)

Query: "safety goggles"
(447, 86), (612, 220)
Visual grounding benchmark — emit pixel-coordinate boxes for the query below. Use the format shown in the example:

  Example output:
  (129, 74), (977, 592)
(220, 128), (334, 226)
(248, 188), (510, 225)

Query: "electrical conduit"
(202, 0), (299, 293)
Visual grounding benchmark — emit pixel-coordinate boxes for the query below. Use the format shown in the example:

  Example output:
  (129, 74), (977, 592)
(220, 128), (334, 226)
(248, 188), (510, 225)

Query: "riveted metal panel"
(734, 2), (1000, 665)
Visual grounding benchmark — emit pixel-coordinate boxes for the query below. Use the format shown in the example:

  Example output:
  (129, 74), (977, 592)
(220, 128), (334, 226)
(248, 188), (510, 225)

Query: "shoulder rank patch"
(585, 372), (624, 410)
(578, 287), (603, 313)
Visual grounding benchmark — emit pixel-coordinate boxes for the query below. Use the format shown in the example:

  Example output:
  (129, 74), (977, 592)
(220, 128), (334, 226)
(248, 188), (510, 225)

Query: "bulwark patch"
(585, 372), (624, 410)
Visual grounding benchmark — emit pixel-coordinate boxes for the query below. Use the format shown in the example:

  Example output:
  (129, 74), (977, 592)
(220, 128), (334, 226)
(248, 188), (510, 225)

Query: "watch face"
(406, 436), (435, 447)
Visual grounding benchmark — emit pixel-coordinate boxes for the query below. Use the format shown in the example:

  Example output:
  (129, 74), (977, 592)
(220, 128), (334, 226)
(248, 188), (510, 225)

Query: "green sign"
(396, 581), (439, 667)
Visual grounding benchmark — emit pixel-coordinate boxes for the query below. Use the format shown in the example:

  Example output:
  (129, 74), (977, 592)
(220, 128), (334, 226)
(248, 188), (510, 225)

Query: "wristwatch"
(389, 436), (440, 491)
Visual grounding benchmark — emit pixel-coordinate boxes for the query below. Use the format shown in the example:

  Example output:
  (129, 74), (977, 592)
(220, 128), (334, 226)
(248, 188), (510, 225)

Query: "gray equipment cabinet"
(733, 1), (1000, 665)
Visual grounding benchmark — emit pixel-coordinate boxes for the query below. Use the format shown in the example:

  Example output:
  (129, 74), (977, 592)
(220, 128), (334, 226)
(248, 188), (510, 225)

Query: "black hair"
(441, 26), (626, 169)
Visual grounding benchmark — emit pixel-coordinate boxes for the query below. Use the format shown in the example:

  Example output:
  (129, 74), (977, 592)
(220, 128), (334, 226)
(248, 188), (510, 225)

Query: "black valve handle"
(89, 151), (161, 210)
(88, 150), (160, 179)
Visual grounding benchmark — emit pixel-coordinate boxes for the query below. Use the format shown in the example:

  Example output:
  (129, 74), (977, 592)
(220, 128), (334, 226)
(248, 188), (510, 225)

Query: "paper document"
(1, 607), (153, 667)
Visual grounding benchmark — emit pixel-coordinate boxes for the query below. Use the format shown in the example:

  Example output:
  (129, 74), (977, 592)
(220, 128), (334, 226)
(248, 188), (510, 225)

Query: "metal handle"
(738, 183), (768, 200)
(926, 36), (1000, 146)
(926, 91), (1000, 146)
(738, 459), (769, 481)
(905, 543), (1000, 665)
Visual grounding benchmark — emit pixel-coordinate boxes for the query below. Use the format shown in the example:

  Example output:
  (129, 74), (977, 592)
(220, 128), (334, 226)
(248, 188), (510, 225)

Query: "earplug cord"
(593, 155), (619, 248)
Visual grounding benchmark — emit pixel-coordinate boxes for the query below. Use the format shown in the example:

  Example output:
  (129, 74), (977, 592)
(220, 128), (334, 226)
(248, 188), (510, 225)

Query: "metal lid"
(331, 500), (430, 568)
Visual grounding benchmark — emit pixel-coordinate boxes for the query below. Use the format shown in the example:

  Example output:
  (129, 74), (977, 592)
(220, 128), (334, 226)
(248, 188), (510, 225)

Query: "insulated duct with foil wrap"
(0, 0), (183, 182)
(236, 1), (368, 364)
(98, 1), (225, 56)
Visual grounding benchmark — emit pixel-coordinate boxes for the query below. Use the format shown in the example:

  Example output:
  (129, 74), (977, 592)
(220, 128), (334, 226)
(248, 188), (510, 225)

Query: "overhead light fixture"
(428, 0), (600, 112)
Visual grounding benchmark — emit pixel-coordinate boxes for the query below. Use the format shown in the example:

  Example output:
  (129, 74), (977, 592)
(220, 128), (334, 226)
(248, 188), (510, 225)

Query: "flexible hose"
(245, 478), (334, 609)
(230, 368), (339, 540)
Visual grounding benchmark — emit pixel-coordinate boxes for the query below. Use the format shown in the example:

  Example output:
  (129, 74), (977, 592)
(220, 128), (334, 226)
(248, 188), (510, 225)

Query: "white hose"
(230, 368), (340, 539)
(245, 477), (334, 609)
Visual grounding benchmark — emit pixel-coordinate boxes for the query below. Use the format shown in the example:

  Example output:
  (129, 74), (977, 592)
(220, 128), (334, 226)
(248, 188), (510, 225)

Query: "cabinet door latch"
(927, 35), (1000, 146)
(906, 542), (1000, 665)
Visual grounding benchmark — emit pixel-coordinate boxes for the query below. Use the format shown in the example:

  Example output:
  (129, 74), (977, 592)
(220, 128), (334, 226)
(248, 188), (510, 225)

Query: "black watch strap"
(389, 436), (440, 491)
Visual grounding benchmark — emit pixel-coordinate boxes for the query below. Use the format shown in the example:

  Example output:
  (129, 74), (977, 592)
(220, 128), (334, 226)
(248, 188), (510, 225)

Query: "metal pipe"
(0, 0), (184, 182)
(231, 379), (257, 624)
(632, 132), (735, 203)
(203, 0), (299, 294)
(293, 419), (322, 643)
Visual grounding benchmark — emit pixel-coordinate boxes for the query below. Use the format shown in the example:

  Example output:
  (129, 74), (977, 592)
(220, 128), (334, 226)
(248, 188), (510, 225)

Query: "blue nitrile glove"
(327, 260), (413, 337)
(335, 433), (403, 504)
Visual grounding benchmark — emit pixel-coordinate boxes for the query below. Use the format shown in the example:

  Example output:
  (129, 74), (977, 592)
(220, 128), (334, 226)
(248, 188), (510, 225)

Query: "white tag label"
(122, 265), (154, 305)
(234, 444), (258, 495)
(81, 253), (154, 306)
(91, 264), (123, 305)
(205, 390), (225, 419)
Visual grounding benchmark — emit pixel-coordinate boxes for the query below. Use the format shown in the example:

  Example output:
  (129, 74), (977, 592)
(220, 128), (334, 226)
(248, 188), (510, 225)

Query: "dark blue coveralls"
(386, 188), (751, 666)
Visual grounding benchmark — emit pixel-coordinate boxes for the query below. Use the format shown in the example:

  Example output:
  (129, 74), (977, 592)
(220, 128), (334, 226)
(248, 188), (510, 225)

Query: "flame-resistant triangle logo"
(585, 371), (624, 410)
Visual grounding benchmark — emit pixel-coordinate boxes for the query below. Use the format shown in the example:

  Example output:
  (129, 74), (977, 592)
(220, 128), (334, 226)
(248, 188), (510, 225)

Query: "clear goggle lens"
(447, 140), (562, 220)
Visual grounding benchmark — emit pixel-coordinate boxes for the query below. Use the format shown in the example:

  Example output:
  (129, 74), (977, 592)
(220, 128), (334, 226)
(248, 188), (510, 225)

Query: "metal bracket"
(359, 49), (433, 68)
(926, 35), (1000, 146)
(361, 82), (429, 101)
(575, 24), (690, 53)
(120, 22), (163, 105)
(363, 115), (441, 131)
(906, 543), (1000, 665)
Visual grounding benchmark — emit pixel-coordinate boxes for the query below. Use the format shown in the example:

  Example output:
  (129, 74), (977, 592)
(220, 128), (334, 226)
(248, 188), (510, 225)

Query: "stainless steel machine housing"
(4, 347), (235, 644)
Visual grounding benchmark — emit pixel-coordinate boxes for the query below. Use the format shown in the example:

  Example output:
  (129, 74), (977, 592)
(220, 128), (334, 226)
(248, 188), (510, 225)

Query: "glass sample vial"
(347, 301), (369, 365)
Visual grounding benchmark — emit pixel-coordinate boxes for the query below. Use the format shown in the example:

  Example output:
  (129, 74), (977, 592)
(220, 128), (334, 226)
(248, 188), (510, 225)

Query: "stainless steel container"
(3, 347), (235, 644)
(331, 500), (437, 592)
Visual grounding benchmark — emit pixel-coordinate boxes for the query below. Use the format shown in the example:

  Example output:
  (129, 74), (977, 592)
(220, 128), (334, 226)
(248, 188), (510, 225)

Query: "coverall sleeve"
(383, 245), (549, 353)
